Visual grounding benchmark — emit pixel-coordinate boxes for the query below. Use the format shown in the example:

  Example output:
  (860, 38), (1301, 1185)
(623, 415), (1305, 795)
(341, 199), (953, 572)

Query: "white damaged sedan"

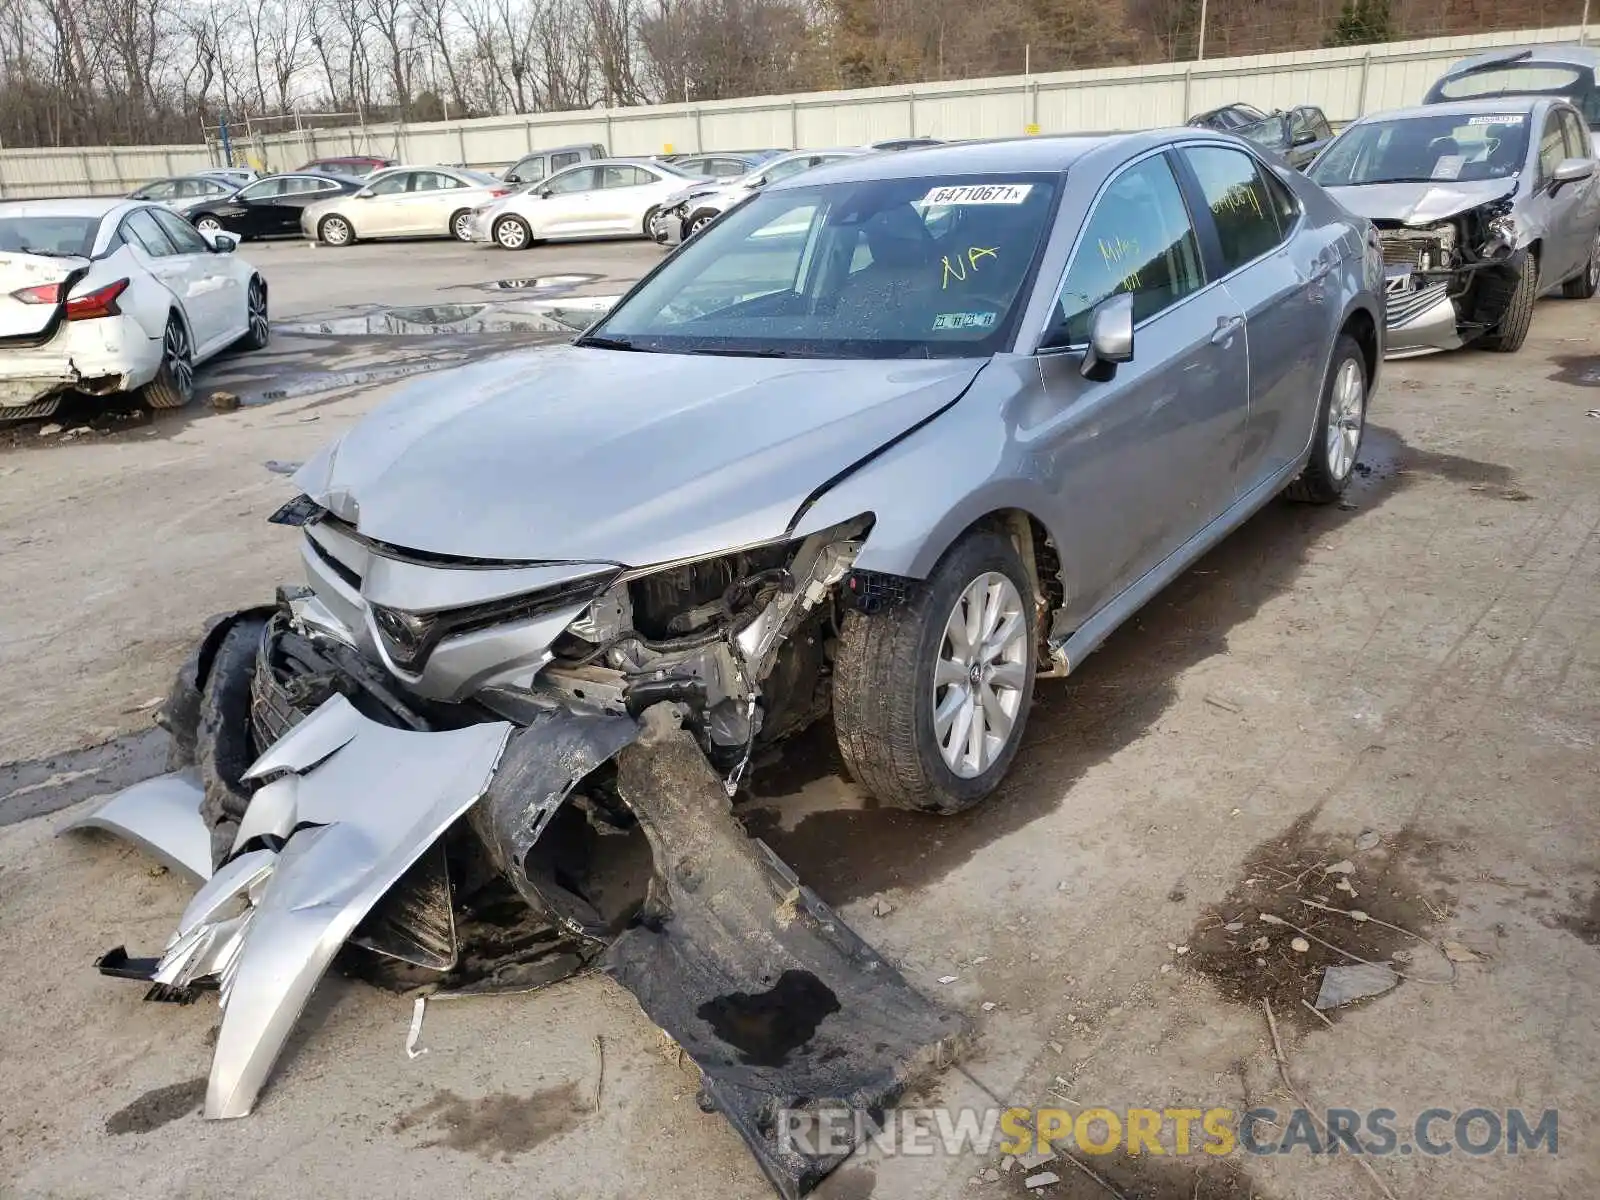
(0, 198), (269, 420)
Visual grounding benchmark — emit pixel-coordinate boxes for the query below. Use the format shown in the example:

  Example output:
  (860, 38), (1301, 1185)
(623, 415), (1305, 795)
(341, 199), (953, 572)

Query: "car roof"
(0, 196), (132, 218)
(1442, 44), (1600, 74)
(769, 134), (1133, 186)
(1360, 95), (1551, 122)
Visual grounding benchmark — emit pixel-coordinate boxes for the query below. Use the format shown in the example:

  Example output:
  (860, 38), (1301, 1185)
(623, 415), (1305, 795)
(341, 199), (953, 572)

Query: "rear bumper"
(0, 316), (160, 412)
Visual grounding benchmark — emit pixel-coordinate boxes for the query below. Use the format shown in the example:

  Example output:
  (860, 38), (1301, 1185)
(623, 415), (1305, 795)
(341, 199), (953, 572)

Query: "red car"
(297, 155), (396, 177)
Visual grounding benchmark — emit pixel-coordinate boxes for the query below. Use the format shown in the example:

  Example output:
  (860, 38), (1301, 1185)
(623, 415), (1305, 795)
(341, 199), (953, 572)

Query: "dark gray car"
(72, 131), (1384, 1196)
(1310, 97), (1600, 356)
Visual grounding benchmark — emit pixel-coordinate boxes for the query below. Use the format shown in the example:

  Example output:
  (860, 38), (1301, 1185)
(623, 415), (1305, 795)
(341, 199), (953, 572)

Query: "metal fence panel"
(0, 23), (1584, 196)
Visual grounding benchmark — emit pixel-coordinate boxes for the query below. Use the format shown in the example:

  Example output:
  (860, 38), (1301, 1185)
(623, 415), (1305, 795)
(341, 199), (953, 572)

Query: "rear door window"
(1050, 153), (1206, 344)
(602, 166), (652, 188)
(550, 150), (583, 171)
(1182, 145), (1287, 272)
(237, 179), (287, 201)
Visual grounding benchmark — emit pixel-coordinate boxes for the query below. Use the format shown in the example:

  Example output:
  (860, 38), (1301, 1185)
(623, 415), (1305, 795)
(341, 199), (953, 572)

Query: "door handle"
(1210, 315), (1245, 345)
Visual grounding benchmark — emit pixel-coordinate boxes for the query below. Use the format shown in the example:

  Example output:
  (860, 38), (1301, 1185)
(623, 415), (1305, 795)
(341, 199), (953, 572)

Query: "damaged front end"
(1371, 192), (1528, 357)
(66, 502), (962, 1197)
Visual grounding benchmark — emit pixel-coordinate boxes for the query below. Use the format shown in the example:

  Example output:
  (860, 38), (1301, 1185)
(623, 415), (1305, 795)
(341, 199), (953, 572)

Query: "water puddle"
(273, 297), (618, 339)
(478, 274), (603, 293)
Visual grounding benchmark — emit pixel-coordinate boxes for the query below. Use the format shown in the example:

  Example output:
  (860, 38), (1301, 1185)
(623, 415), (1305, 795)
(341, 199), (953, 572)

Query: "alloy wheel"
(196, 217), (222, 234)
(321, 217), (351, 246)
(247, 280), (269, 344)
(454, 212), (472, 241)
(496, 218), (528, 250)
(1589, 233), (1600, 291)
(932, 572), (1028, 778)
(1326, 357), (1364, 481)
(165, 320), (194, 399)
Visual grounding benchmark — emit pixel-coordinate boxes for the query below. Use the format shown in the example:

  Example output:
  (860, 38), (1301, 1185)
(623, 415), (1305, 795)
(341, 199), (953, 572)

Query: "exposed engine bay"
(1374, 195), (1527, 357)
(65, 501), (963, 1199)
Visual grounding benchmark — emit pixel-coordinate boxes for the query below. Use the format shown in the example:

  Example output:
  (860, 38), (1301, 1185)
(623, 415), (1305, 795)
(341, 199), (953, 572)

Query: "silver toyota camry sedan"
(72, 131), (1383, 1197)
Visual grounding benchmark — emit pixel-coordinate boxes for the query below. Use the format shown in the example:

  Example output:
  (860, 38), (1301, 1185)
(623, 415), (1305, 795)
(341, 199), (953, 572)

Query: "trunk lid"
(0, 252), (88, 340)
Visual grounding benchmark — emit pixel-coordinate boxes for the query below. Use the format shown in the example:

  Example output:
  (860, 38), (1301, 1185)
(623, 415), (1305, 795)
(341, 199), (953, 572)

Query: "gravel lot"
(1, 236), (1596, 1200)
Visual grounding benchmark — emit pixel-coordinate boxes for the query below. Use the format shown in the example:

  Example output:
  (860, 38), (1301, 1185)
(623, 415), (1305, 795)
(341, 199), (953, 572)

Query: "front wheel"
(193, 215), (224, 236)
(832, 529), (1037, 815)
(142, 315), (195, 410)
(1562, 230), (1599, 300)
(686, 208), (719, 238)
(494, 215), (532, 250)
(1477, 251), (1537, 351)
(317, 214), (354, 247)
(237, 276), (270, 351)
(1286, 333), (1366, 504)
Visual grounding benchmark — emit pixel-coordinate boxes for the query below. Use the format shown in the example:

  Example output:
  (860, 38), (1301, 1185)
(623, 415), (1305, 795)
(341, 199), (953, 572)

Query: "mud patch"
(1548, 885), (1600, 946)
(105, 1077), (207, 1134)
(1184, 811), (1453, 1029)
(393, 1082), (585, 1160)
(1002, 1153), (1266, 1198)
(0, 726), (167, 827)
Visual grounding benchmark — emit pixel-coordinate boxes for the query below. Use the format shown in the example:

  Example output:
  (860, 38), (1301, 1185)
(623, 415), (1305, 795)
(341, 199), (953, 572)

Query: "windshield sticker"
(940, 245), (999, 289)
(922, 183), (1033, 205)
(933, 311), (997, 330)
(1467, 114), (1526, 125)
(1432, 154), (1465, 180)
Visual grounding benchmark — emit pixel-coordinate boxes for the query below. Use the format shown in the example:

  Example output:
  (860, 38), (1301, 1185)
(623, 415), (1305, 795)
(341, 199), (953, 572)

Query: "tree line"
(0, 0), (1582, 148)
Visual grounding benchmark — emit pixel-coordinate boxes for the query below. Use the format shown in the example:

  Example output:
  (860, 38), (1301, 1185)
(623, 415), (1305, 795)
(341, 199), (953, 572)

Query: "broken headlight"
(1485, 212), (1518, 254)
(371, 571), (619, 672)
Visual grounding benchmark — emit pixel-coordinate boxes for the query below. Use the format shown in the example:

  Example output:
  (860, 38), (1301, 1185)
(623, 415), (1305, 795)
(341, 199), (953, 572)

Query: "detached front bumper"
(67, 607), (963, 1196)
(1381, 249), (1528, 359)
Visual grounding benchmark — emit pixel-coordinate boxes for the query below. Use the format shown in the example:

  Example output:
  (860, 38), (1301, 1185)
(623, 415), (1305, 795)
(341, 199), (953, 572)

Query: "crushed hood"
(294, 345), (983, 564)
(1326, 177), (1518, 226)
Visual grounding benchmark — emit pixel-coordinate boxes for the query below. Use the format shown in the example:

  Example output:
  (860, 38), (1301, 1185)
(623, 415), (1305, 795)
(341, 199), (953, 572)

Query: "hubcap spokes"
(933, 572), (1028, 778)
(249, 285), (268, 340)
(167, 325), (192, 395)
(1325, 358), (1363, 481)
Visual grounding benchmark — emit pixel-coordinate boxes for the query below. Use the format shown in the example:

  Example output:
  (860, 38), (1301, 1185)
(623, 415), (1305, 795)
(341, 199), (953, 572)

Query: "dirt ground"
(0, 239), (1596, 1200)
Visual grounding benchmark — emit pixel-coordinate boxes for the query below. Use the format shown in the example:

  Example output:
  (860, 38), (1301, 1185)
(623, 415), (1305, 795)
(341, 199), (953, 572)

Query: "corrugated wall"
(0, 23), (1585, 197)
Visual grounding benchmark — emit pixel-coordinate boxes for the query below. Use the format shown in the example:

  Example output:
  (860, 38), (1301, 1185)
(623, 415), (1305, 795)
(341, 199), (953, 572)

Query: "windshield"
(586, 173), (1058, 359)
(0, 215), (98, 256)
(1308, 113), (1530, 186)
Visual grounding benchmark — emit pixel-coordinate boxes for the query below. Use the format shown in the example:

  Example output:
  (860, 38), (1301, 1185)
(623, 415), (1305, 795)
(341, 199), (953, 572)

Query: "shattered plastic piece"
(1024, 1172), (1060, 1189)
(1315, 963), (1398, 1009)
(1249, 936), (1270, 953)
(601, 706), (965, 1199)
(1224, 921), (1244, 932)
(981, 1001), (997, 1011)
(38, 423), (62, 435)
(406, 995), (428, 1059)
(1001, 1155), (1016, 1172)
(938, 975), (959, 984)
(1016, 1149), (1056, 1169)
(1323, 859), (1355, 875)
(1355, 830), (1382, 851)
(872, 898), (894, 917)
(1291, 937), (1310, 953)
(1159, 963), (1172, 973)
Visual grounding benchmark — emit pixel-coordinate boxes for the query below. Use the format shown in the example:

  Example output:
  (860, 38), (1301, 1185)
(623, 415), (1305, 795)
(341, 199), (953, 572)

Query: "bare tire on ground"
(1285, 333), (1367, 505)
(142, 315), (195, 410)
(1478, 251), (1537, 352)
(494, 215), (532, 250)
(832, 528), (1037, 815)
(318, 214), (354, 247)
(1562, 230), (1599, 299)
(451, 209), (474, 242)
(236, 276), (270, 351)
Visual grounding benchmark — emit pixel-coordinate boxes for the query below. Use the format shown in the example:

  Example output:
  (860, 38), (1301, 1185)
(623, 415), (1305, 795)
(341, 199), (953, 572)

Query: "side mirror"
(1550, 157), (1595, 192)
(537, 188), (553, 199)
(201, 229), (239, 253)
(1292, 125), (1318, 147)
(749, 174), (769, 188)
(1080, 293), (1135, 382)
(504, 173), (521, 184)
